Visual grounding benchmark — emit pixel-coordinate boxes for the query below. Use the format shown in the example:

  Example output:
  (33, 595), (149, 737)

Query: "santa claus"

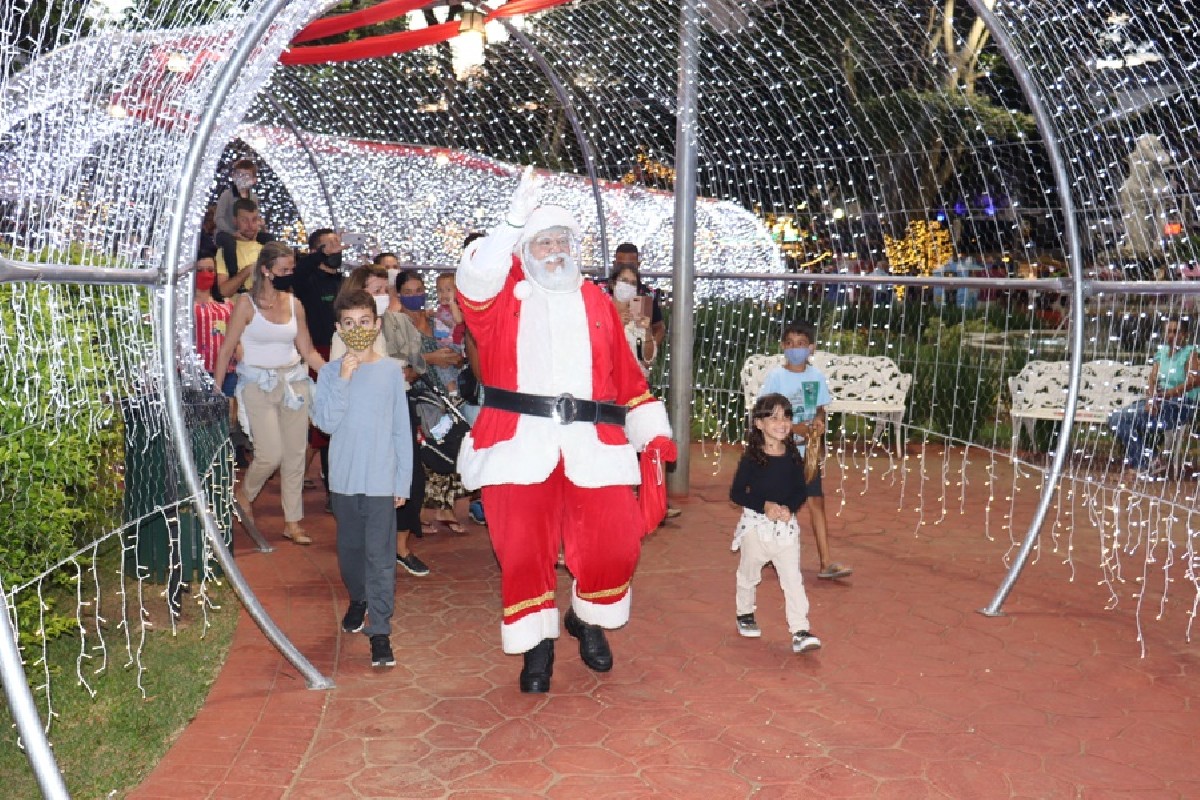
(456, 167), (676, 693)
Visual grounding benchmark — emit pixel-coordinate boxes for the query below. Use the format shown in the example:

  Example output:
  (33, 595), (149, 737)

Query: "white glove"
(505, 165), (541, 227)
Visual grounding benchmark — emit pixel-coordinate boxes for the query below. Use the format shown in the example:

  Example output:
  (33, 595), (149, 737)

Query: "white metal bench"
(741, 353), (913, 455)
(1008, 360), (1150, 453)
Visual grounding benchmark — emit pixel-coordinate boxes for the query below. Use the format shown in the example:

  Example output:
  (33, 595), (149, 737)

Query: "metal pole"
(0, 580), (70, 800)
(667, 0), (700, 496)
(0, 255), (157, 286)
(968, 0), (1086, 617)
(635, 272), (1073, 290)
(158, 0), (333, 689)
(1083, 280), (1200, 296)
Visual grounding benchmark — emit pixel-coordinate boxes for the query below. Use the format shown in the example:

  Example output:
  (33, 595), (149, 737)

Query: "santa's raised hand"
(506, 165), (542, 228)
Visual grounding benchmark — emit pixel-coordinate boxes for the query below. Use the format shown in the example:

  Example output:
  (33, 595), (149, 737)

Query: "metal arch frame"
(0, 257), (158, 285)
(0, 577), (69, 798)
(964, 0), (1087, 617)
(158, 0), (335, 691)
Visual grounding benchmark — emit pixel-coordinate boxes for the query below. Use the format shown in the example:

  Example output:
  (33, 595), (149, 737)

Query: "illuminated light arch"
(3, 4), (1200, 792)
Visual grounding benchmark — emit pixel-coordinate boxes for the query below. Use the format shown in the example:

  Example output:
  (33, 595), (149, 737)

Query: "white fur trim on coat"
(458, 417), (641, 490)
(624, 400), (671, 452)
(501, 607), (561, 654)
(571, 584), (631, 630)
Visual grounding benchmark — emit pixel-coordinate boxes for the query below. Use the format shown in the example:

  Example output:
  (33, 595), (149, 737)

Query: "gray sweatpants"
(332, 494), (397, 636)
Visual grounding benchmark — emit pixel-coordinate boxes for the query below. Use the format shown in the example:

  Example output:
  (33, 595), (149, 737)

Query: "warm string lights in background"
(882, 219), (955, 301)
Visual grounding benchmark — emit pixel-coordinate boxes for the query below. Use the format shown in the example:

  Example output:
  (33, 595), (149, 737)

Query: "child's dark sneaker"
(397, 552), (430, 576)
(736, 613), (761, 638)
(370, 634), (395, 667)
(792, 630), (821, 653)
(341, 600), (367, 633)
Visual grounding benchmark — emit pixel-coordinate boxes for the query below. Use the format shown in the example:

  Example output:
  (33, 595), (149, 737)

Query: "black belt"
(482, 386), (627, 426)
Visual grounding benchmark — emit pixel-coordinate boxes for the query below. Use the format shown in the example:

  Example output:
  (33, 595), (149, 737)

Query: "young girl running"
(729, 393), (821, 653)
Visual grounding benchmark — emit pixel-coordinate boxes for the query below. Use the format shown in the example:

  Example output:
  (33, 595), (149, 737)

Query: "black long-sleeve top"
(293, 251), (343, 348)
(729, 453), (807, 513)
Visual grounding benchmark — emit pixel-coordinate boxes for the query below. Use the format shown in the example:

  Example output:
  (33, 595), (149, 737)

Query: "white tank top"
(243, 295), (300, 368)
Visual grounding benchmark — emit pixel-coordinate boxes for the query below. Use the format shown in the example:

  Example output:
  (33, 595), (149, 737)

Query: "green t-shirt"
(1154, 345), (1199, 401)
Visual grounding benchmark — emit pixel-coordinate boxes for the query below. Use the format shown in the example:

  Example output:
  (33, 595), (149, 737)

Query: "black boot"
(519, 638), (555, 693)
(564, 609), (613, 672)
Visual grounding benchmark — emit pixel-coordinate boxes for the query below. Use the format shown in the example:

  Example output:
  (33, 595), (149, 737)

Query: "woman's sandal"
(283, 527), (313, 545)
(817, 563), (853, 580)
(419, 521), (440, 537)
(441, 520), (468, 535)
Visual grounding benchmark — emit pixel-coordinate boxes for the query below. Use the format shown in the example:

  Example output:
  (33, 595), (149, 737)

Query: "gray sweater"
(312, 357), (413, 498)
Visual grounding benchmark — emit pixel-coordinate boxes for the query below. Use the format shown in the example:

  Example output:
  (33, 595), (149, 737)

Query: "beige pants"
(735, 511), (811, 633)
(240, 377), (312, 522)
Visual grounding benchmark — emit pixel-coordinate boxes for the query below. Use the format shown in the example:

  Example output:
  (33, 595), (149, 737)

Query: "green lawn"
(0, 576), (237, 798)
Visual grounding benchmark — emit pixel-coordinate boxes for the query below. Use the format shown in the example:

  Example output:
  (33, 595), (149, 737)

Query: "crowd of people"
(190, 159), (855, 684)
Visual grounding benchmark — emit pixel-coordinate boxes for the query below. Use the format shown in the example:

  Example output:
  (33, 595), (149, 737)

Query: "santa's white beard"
(525, 252), (581, 292)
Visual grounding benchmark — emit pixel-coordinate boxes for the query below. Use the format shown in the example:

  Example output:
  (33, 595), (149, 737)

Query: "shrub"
(0, 244), (148, 642)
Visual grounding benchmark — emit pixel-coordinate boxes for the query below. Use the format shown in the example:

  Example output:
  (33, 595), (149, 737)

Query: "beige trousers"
(240, 377), (312, 522)
(735, 511), (811, 633)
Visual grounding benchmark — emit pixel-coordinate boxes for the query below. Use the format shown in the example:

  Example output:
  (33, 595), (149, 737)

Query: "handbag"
(804, 430), (822, 482)
(457, 364), (480, 405)
(410, 373), (471, 474)
(419, 413), (470, 474)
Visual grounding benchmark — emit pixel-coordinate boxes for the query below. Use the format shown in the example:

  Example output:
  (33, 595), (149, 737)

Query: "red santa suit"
(457, 216), (672, 655)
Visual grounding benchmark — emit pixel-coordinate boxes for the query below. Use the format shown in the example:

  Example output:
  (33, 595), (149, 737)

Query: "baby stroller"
(409, 373), (471, 474)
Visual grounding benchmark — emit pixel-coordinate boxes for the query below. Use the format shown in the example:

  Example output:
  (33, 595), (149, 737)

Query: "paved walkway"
(131, 445), (1199, 799)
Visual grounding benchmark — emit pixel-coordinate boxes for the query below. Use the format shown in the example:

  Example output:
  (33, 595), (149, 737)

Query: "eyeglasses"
(531, 236), (571, 249)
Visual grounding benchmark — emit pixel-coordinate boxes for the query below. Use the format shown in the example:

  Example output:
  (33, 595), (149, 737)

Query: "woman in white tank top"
(214, 242), (326, 544)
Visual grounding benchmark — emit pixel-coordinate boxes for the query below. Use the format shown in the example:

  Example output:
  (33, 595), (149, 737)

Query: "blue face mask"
(784, 347), (811, 366)
(399, 294), (425, 312)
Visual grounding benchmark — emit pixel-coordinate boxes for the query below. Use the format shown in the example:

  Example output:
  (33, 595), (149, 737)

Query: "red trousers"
(482, 459), (644, 654)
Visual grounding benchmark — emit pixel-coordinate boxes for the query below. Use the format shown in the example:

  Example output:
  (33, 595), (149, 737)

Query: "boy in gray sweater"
(312, 290), (413, 667)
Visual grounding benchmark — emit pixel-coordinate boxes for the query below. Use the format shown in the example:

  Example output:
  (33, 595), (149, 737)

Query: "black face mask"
(323, 251), (343, 270)
(271, 273), (295, 292)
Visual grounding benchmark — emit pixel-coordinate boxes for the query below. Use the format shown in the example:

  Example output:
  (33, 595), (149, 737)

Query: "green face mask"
(340, 325), (378, 352)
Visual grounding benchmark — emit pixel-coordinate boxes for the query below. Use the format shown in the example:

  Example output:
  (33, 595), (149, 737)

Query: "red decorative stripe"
(283, 0), (574, 67)
(282, 20), (458, 66)
(291, 0), (428, 45)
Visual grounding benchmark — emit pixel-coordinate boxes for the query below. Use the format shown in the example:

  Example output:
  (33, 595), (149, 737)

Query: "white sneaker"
(735, 614), (761, 638)
(792, 630), (821, 653)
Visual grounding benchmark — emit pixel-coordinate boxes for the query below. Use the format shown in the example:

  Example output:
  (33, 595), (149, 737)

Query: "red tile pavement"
(129, 445), (1199, 799)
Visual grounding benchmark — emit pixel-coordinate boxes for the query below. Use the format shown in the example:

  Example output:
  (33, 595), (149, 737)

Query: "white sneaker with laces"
(792, 630), (821, 653)
(735, 614), (761, 638)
